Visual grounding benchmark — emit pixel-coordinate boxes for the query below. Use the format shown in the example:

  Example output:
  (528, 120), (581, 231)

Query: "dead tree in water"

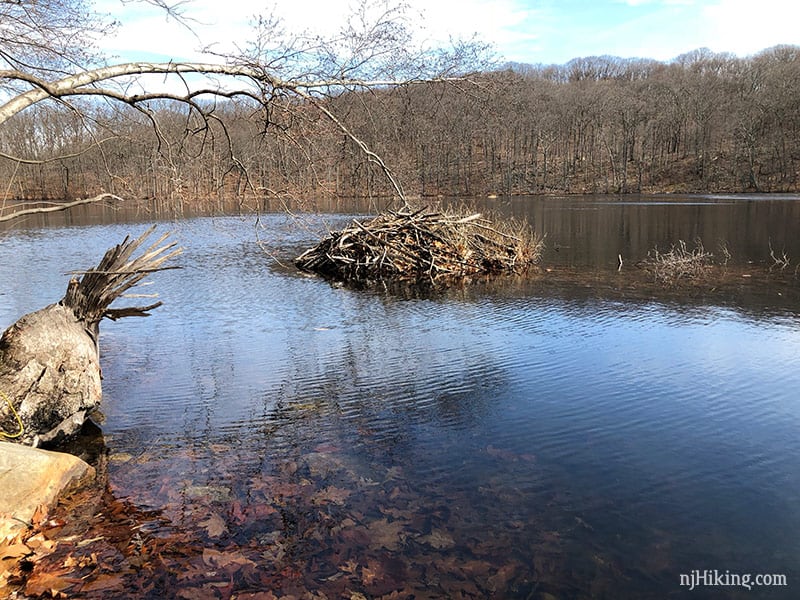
(0, 226), (181, 446)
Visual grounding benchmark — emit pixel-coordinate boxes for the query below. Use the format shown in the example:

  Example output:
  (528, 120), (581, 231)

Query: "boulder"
(0, 441), (94, 540)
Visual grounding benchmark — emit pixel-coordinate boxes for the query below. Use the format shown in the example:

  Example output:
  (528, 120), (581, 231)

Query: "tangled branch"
(295, 204), (543, 285)
(639, 239), (714, 285)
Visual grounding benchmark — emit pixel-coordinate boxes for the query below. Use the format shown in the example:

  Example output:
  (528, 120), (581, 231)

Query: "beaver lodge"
(294, 205), (544, 285)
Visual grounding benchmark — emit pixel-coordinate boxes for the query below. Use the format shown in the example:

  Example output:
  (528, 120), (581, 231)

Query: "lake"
(1, 194), (799, 598)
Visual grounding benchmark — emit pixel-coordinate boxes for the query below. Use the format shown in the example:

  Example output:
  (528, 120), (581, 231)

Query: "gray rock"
(0, 441), (94, 539)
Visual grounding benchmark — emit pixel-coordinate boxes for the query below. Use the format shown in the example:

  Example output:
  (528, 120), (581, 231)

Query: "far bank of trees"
(2, 45), (799, 206)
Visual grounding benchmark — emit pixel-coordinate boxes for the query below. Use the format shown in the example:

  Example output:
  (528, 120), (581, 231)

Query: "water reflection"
(1, 198), (799, 598)
(469, 194), (800, 270)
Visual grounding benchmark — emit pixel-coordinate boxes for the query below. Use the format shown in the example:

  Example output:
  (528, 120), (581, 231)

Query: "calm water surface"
(1, 195), (800, 598)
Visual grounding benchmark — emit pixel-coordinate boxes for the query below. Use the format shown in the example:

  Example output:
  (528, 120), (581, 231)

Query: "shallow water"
(1, 196), (800, 598)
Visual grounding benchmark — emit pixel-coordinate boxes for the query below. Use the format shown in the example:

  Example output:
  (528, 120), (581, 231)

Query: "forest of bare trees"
(0, 0), (495, 216)
(361, 45), (800, 198)
(2, 0), (799, 210)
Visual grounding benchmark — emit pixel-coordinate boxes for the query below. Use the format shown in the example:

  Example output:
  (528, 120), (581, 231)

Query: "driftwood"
(295, 206), (543, 284)
(0, 226), (181, 446)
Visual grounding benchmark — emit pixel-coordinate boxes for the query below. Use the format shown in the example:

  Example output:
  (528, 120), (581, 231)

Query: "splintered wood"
(0, 226), (181, 446)
(295, 206), (543, 284)
(62, 224), (182, 325)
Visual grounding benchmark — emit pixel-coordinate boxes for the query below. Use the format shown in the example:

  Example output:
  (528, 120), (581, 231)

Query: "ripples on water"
(1, 212), (800, 598)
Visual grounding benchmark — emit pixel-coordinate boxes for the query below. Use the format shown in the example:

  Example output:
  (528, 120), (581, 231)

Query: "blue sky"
(94, 0), (800, 66)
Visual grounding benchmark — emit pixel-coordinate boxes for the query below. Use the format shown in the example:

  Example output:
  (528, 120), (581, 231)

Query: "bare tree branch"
(0, 192), (122, 222)
(0, 0), (492, 216)
(0, 60), (470, 206)
(0, 136), (116, 164)
(297, 89), (407, 203)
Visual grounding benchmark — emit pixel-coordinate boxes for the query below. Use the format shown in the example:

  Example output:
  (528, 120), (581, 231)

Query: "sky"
(93, 0), (800, 66)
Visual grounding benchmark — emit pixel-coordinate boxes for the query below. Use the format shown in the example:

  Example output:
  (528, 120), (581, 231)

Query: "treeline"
(2, 45), (799, 205)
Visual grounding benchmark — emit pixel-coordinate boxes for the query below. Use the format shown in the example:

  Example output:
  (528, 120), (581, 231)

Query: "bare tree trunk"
(0, 226), (181, 446)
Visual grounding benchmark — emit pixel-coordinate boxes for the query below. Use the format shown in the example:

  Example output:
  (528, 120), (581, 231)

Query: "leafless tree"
(4, 0), (799, 208)
(0, 0), (490, 220)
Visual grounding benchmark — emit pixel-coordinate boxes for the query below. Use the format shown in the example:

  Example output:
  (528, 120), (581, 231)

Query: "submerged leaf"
(419, 529), (456, 549)
(186, 485), (232, 503)
(199, 513), (228, 538)
(25, 533), (57, 556)
(312, 486), (351, 505)
(487, 562), (519, 592)
(80, 573), (127, 593)
(0, 542), (32, 561)
(201, 548), (255, 570)
(24, 571), (77, 597)
(176, 586), (220, 600)
(367, 519), (407, 551)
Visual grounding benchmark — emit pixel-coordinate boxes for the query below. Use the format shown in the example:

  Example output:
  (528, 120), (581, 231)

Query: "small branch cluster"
(295, 205), (543, 285)
(639, 239), (714, 285)
(60, 225), (182, 326)
(768, 240), (791, 271)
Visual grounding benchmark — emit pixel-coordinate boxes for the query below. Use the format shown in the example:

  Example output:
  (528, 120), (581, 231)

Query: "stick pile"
(295, 206), (543, 284)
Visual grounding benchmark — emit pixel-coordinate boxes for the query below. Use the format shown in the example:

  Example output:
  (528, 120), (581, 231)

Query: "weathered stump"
(0, 226), (180, 446)
(0, 304), (102, 446)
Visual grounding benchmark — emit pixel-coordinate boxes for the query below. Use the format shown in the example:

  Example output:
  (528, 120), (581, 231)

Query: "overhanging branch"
(0, 192), (123, 222)
(0, 61), (464, 125)
(0, 59), (471, 209)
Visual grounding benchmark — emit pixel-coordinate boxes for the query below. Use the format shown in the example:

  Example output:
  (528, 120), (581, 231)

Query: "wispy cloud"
(96, 0), (535, 61)
(703, 0), (800, 55)
(614, 0), (696, 5)
(92, 0), (800, 67)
